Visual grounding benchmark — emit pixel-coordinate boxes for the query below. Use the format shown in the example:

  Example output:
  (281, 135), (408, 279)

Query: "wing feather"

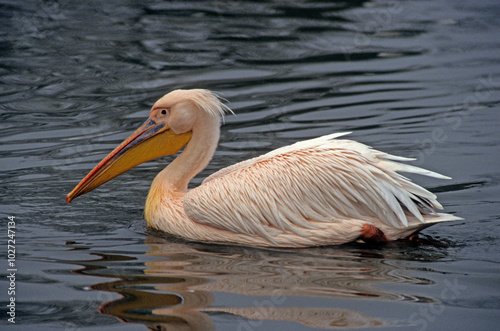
(184, 133), (448, 244)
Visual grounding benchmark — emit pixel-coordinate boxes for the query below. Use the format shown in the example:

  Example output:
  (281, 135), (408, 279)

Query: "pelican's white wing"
(184, 133), (449, 244)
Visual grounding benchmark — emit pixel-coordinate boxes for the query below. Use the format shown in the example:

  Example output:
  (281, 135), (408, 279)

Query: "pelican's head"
(66, 89), (228, 203)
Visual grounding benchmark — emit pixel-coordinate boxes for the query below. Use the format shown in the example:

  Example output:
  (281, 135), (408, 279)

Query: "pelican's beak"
(66, 118), (192, 203)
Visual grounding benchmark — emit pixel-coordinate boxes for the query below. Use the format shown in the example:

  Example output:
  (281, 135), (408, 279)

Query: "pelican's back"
(183, 133), (460, 247)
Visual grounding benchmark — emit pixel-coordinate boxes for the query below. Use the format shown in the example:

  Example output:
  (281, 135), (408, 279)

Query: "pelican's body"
(67, 89), (460, 247)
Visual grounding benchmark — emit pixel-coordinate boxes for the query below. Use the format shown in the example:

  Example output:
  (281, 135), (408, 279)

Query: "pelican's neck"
(156, 115), (220, 193)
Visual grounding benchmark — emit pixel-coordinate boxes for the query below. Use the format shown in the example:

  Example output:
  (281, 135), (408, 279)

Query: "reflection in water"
(72, 236), (448, 330)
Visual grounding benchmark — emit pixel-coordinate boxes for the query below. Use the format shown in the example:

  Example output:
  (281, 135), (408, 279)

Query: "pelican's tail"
(383, 212), (463, 240)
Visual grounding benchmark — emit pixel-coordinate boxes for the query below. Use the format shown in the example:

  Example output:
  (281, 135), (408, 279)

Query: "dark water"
(1, 0), (499, 330)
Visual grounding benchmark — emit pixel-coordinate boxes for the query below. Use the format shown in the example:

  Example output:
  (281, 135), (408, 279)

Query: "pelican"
(66, 89), (460, 247)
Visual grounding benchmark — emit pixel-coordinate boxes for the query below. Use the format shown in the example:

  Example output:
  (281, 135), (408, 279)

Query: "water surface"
(0, 0), (499, 330)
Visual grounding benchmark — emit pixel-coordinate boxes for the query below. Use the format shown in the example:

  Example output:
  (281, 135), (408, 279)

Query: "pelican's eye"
(154, 108), (170, 122)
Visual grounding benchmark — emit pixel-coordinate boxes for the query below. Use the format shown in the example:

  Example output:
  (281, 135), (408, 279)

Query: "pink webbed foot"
(359, 224), (389, 244)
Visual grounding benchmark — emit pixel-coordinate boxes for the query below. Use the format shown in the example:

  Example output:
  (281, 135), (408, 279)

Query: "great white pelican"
(66, 89), (460, 247)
